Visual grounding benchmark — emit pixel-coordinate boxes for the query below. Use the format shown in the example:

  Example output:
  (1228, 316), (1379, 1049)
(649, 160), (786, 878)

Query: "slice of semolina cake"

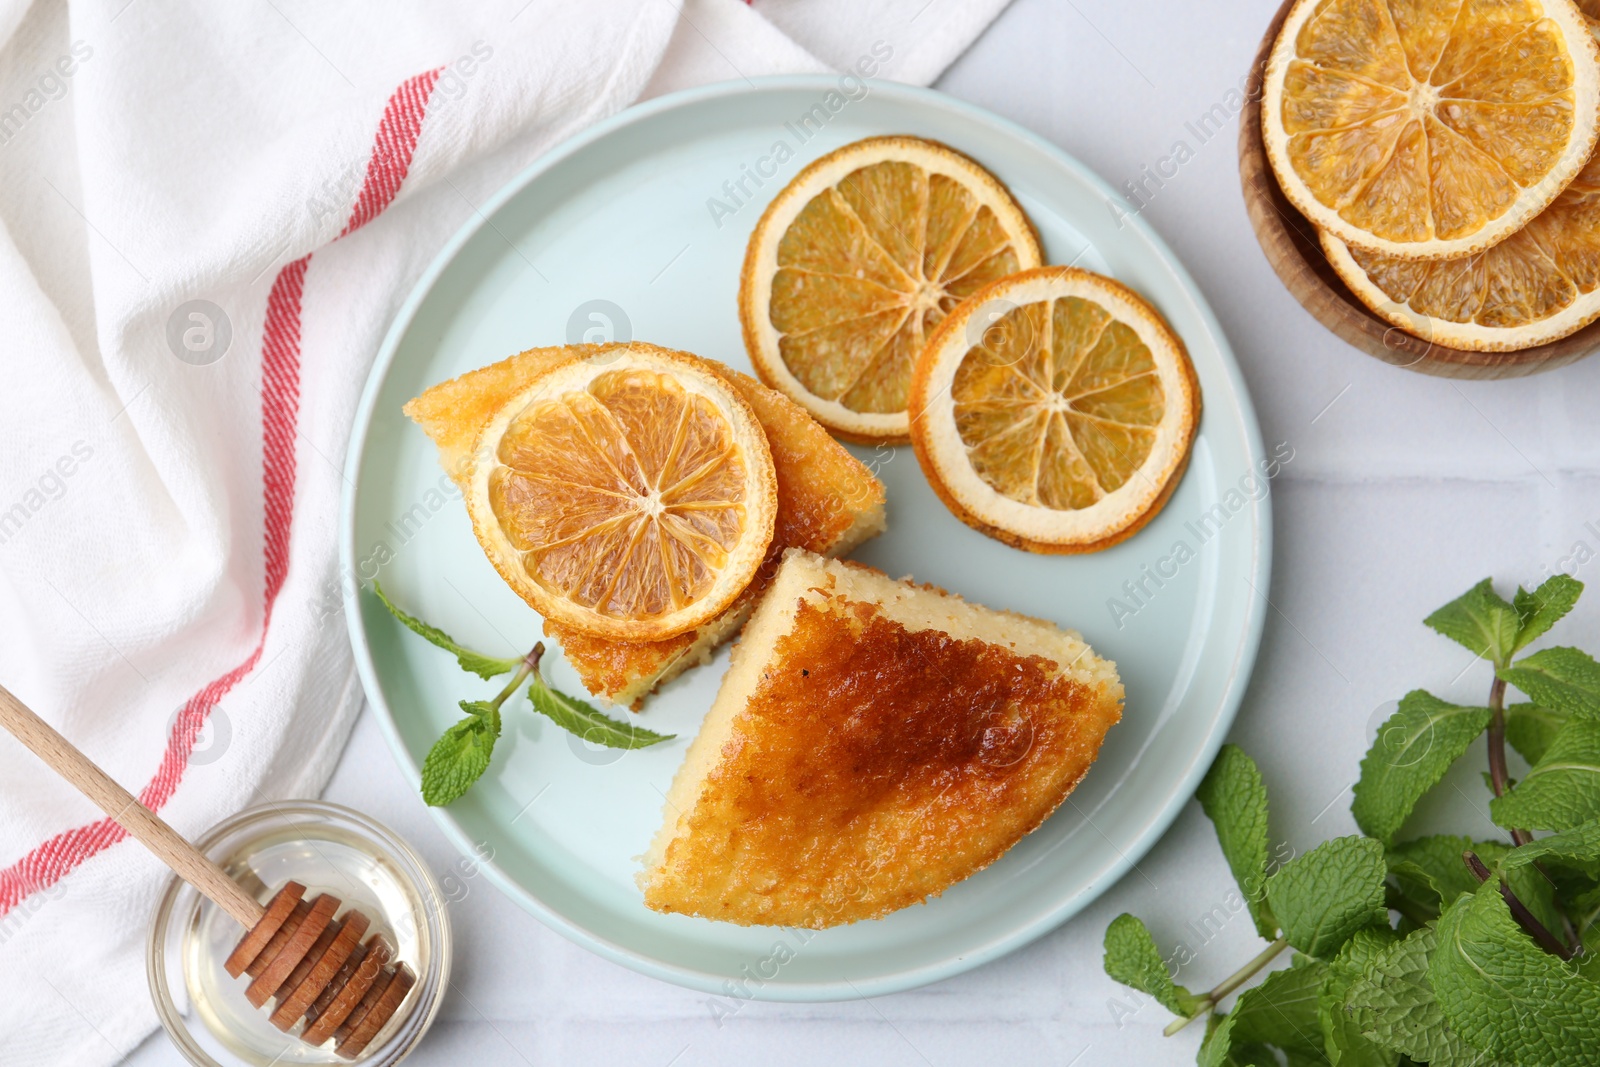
(638, 548), (1124, 928)
(403, 343), (886, 708)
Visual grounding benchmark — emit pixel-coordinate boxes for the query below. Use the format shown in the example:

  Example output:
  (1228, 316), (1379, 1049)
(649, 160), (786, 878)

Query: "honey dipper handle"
(0, 683), (264, 928)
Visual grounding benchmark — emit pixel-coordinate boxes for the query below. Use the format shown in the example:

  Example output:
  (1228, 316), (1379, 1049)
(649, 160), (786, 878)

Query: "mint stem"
(1162, 937), (1290, 1037)
(1463, 850), (1576, 960)
(487, 642), (543, 710)
(1485, 676), (1508, 796)
(1484, 674), (1582, 950)
(1485, 675), (1534, 848)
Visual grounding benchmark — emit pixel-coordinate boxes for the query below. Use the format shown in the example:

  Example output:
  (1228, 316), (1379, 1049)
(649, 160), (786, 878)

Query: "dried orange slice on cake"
(740, 136), (1042, 443)
(1262, 0), (1600, 259)
(463, 344), (778, 641)
(1323, 149), (1600, 349)
(909, 267), (1200, 554)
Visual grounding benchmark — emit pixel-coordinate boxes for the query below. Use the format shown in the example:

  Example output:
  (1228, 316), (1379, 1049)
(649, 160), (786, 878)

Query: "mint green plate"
(341, 77), (1269, 1000)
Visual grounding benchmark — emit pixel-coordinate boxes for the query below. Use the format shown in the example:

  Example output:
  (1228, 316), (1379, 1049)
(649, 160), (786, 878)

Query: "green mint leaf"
(1197, 997), (1300, 1067)
(1102, 913), (1202, 1015)
(1320, 928), (1399, 1067)
(1351, 691), (1492, 846)
(1430, 882), (1600, 1067)
(1500, 818), (1600, 877)
(1498, 646), (1600, 719)
(1567, 882), (1600, 934)
(1280, 1054), (1331, 1067)
(1344, 923), (1487, 1067)
(1424, 578), (1520, 666)
(1232, 960), (1329, 1055)
(1579, 903), (1600, 981)
(1383, 863), (1437, 932)
(527, 671), (675, 750)
(1491, 716), (1600, 832)
(1505, 702), (1571, 765)
(1198, 1013), (1229, 1067)
(1197, 1013), (1295, 1067)
(1195, 744), (1277, 938)
(1503, 873), (1566, 955)
(1265, 837), (1389, 958)
(1511, 575), (1583, 654)
(1387, 835), (1508, 922)
(371, 581), (524, 679)
(420, 701), (501, 806)
(1472, 831), (1587, 953)
(1581, 931), (1600, 982)
(1388, 834), (1565, 940)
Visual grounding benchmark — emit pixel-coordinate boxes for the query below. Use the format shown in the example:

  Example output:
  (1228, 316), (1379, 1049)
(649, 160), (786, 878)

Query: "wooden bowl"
(1238, 0), (1600, 379)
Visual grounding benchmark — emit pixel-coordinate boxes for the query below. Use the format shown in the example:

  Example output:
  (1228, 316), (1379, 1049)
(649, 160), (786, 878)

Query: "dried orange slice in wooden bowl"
(740, 135), (1042, 443)
(1262, 0), (1600, 260)
(1583, 0), (1600, 36)
(1322, 148), (1600, 349)
(463, 344), (778, 641)
(909, 267), (1200, 555)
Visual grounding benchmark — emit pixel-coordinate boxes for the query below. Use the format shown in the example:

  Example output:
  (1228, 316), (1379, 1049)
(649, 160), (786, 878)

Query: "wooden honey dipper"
(0, 684), (415, 1059)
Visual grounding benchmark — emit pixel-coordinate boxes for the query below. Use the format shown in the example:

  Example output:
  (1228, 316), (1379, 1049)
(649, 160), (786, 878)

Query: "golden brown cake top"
(641, 557), (1123, 928)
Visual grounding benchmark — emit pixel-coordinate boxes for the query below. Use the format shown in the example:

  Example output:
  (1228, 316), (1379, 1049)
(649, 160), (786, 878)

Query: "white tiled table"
(125, 0), (1600, 1061)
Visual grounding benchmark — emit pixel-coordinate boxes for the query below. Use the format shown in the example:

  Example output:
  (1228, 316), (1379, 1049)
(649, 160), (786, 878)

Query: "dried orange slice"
(740, 135), (1043, 443)
(464, 344), (778, 641)
(1323, 148), (1600, 349)
(1262, 0), (1600, 259)
(909, 267), (1200, 554)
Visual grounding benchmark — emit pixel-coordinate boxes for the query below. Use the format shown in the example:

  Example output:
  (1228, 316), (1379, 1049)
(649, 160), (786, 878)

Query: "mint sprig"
(371, 580), (524, 679)
(421, 701), (502, 806)
(1199, 962), (1327, 1066)
(528, 670), (673, 750)
(1491, 717), (1600, 832)
(416, 650), (534, 807)
(1504, 702), (1569, 764)
(1103, 913), (1205, 1016)
(1431, 882), (1600, 1066)
(1343, 923), (1478, 1066)
(1386, 834), (1511, 926)
(1264, 837), (1388, 958)
(1103, 574), (1600, 1064)
(1196, 745), (1276, 939)
(1318, 927), (1398, 1067)
(370, 585), (676, 805)
(1352, 691), (1492, 847)
(1497, 646), (1600, 718)
(1511, 575), (1583, 655)
(1423, 577), (1521, 665)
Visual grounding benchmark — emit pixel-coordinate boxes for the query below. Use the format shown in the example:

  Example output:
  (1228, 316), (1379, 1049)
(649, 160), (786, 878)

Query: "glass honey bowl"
(148, 801), (452, 1066)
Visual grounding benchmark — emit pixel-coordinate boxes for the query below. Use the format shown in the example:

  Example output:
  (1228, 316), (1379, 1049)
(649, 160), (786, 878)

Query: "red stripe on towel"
(0, 68), (443, 917)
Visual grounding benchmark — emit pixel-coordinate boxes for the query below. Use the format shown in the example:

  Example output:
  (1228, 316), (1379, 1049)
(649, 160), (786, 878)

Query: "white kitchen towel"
(0, 0), (1011, 1063)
